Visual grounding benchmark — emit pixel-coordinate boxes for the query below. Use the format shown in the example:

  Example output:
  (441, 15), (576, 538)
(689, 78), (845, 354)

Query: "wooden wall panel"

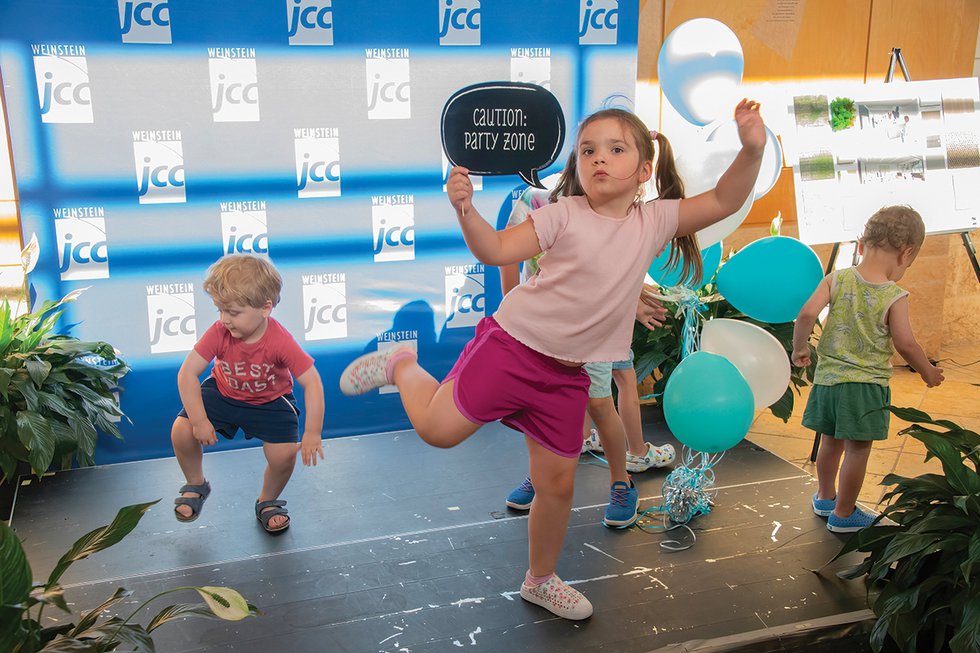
(638, 0), (665, 83)
(662, 0), (872, 80)
(867, 0), (980, 80)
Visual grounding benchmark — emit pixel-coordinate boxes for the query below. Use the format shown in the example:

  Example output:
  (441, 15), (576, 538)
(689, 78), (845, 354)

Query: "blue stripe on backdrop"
(0, 2), (637, 47)
(0, 0), (638, 466)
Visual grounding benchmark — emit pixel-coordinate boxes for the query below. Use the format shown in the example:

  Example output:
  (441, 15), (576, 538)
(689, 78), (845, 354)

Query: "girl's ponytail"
(550, 150), (582, 203)
(655, 132), (703, 286)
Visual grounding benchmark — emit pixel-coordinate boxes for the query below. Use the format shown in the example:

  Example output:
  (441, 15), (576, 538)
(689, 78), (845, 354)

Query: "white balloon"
(658, 19), (744, 126)
(695, 191), (752, 250)
(676, 124), (740, 198)
(702, 122), (783, 200)
(678, 121), (783, 200)
(674, 120), (774, 248)
(700, 318), (791, 409)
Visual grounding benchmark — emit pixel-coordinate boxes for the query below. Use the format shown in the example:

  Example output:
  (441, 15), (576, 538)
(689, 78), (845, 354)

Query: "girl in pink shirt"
(340, 100), (765, 620)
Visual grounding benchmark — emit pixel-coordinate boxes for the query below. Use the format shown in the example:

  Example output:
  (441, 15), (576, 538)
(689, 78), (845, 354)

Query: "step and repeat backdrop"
(0, 1), (639, 463)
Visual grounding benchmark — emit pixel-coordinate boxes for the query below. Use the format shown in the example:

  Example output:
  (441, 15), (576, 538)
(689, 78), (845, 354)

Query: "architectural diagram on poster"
(782, 78), (980, 245)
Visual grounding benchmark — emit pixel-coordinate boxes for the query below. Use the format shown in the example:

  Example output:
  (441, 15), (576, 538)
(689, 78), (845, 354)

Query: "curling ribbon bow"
(644, 286), (719, 359)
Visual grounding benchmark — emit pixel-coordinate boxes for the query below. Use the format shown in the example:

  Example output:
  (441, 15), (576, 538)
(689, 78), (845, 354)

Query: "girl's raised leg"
(340, 345), (481, 448)
(390, 360), (481, 447)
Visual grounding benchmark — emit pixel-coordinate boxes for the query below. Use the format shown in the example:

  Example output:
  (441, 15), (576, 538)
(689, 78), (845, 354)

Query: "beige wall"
(639, 0), (980, 353)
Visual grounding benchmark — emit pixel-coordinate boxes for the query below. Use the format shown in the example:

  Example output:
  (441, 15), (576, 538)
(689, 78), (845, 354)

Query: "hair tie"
(650, 129), (659, 140)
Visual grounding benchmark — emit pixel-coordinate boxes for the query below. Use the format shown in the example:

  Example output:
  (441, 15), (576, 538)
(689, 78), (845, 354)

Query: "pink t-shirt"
(194, 317), (314, 404)
(494, 195), (679, 363)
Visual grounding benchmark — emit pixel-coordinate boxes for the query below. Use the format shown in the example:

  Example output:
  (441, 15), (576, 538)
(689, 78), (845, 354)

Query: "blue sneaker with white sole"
(827, 505), (877, 533)
(603, 480), (638, 527)
(506, 476), (535, 510)
(811, 494), (836, 517)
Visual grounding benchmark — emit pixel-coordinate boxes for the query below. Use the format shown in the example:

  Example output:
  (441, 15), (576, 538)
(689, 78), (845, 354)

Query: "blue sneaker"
(603, 480), (638, 527)
(827, 505), (877, 533)
(506, 476), (535, 510)
(812, 494), (836, 517)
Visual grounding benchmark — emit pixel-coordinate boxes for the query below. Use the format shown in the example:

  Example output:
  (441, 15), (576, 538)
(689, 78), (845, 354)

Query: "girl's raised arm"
(676, 99), (765, 237)
(447, 166), (543, 266)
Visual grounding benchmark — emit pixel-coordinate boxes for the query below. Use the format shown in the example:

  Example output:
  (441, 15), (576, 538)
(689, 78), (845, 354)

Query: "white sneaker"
(339, 346), (415, 396)
(581, 429), (604, 454)
(520, 574), (593, 620)
(626, 442), (675, 472)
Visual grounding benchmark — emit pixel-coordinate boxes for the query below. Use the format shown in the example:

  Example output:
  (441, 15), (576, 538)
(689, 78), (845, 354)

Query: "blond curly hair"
(203, 254), (282, 308)
(859, 205), (926, 252)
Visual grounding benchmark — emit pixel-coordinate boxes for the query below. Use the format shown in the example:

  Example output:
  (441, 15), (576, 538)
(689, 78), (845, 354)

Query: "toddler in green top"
(792, 205), (944, 533)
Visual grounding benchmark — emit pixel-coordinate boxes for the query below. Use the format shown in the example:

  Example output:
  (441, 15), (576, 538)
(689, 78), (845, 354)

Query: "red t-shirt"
(194, 318), (314, 404)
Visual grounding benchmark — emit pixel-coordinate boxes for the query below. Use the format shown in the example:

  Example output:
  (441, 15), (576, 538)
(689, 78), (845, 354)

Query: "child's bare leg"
(390, 359), (481, 448)
(258, 442), (299, 530)
(587, 396), (629, 484)
(526, 436), (578, 576)
(612, 367), (645, 456)
(172, 417), (205, 519)
(834, 440), (873, 518)
(815, 434), (845, 501)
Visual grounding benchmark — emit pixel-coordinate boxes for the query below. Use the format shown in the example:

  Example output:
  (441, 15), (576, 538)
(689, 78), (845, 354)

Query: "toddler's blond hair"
(203, 254), (282, 308)
(859, 205), (926, 252)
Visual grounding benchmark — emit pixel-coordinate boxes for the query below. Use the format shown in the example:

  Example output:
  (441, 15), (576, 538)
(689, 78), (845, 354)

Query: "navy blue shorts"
(178, 377), (300, 444)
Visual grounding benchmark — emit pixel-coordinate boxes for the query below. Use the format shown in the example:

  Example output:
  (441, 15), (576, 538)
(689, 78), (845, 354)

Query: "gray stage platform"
(9, 410), (872, 652)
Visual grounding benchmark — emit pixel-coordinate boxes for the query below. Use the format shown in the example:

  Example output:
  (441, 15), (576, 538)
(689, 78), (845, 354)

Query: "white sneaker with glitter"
(339, 346), (415, 396)
(626, 442), (676, 473)
(520, 574), (593, 620)
(581, 428), (603, 454)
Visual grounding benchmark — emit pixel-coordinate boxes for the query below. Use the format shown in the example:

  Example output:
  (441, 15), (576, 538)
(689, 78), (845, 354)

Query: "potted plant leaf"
(0, 235), (129, 520)
(827, 406), (980, 652)
(0, 499), (258, 651)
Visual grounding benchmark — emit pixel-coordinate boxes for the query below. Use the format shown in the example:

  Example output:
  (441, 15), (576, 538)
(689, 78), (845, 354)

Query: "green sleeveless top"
(813, 267), (908, 387)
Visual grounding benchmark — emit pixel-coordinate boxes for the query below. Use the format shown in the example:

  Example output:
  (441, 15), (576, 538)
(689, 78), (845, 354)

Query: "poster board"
(782, 77), (980, 245)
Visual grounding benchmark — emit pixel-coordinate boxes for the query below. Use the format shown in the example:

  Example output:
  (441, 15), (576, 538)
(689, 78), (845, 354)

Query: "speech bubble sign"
(441, 82), (565, 189)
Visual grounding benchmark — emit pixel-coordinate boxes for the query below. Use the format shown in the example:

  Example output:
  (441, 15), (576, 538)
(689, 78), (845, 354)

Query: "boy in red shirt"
(172, 254), (324, 532)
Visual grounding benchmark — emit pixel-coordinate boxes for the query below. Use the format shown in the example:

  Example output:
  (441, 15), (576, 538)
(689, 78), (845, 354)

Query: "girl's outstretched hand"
(447, 165), (473, 216)
(734, 98), (765, 154)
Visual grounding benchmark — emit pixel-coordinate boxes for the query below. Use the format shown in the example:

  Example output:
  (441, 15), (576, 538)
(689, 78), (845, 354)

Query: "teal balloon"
(716, 236), (823, 324)
(663, 351), (755, 453)
(648, 242), (722, 289)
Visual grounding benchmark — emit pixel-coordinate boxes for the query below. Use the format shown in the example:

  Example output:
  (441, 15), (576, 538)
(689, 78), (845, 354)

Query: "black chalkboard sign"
(441, 82), (565, 189)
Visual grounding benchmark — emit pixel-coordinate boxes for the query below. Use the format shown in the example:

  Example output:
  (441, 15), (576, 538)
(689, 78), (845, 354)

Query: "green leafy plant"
(631, 278), (816, 421)
(0, 235), (129, 492)
(0, 290), (129, 485)
(828, 407), (980, 652)
(830, 96), (856, 131)
(1, 500), (258, 652)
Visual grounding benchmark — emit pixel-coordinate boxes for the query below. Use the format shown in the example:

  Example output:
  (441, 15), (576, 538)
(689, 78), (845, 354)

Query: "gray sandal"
(174, 481), (211, 523)
(255, 499), (290, 533)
